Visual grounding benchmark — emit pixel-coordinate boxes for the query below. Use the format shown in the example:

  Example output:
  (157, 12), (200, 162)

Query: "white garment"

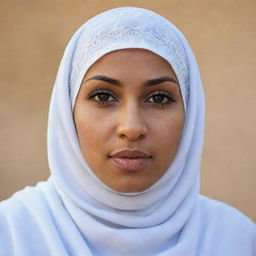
(0, 7), (255, 256)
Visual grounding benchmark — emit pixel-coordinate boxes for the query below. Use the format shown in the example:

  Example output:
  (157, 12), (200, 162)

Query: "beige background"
(0, 0), (255, 222)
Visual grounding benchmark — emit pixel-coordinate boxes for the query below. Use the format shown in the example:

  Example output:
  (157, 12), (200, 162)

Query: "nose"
(116, 103), (148, 142)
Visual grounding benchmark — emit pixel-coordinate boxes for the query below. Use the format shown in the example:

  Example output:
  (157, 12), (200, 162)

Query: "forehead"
(84, 49), (177, 79)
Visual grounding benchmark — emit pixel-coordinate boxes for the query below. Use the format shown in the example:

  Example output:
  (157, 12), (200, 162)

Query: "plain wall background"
(0, 0), (255, 222)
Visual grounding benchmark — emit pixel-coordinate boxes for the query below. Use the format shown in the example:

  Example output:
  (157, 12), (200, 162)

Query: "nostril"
(118, 130), (146, 142)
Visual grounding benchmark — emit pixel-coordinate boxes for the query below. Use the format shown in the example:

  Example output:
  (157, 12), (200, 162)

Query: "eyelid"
(88, 89), (116, 99)
(87, 88), (175, 105)
(145, 90), (175, 105)
(146, 90), (174, 100)
(147, 90), (170, 96)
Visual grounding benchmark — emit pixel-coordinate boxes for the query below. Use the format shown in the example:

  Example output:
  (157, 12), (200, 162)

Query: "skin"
(74, 49), (185, 193)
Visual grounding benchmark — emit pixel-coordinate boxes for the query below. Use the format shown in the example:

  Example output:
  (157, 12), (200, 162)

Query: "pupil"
(154, 95), (164, 103)
(99, 94), (109, 101)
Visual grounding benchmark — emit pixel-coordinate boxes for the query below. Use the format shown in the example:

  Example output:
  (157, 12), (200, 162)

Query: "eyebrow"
(84, 75), (178, 87)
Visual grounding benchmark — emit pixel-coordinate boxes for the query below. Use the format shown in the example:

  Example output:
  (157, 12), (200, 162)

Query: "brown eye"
(96, 93), (112, 102)
(88, 90), (117, 104)
(146, 91), (174, 105)
(152, 95), (167, 103)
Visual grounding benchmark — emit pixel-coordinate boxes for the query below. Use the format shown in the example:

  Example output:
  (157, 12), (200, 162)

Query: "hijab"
(0, 7), (255, 256)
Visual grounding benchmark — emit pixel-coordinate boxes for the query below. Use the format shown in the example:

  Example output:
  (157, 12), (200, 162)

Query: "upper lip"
(110, 148), (151, 158)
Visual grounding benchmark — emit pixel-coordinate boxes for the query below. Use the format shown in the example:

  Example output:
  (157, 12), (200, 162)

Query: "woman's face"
(74, 49), (185, 192)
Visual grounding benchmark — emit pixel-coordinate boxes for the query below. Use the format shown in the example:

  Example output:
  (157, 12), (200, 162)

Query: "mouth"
(109, 148), (152, 171)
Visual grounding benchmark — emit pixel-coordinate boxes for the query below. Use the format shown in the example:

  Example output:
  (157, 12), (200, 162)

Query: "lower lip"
(110, 157), (150, 171)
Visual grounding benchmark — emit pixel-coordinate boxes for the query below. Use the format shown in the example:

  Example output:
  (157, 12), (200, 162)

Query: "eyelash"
(87, 89), (175, 106)
(145, 91), (175, 106)
(88, 90), (116, 105)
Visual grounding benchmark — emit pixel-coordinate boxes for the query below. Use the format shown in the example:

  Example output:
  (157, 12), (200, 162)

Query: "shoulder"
(0, 185), (45, 255)
(0, 181), (64, 236)
(0, 182), (65, 255)
(0, 182), (48, 214)
(0, 181), (63, 224)
(0, 183), (49, 231)
(199, 195), (255, 227)
(198, 195), (256, 255)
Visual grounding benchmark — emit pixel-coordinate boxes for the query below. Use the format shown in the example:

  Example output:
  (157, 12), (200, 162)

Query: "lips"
(109, 149), (151, 171)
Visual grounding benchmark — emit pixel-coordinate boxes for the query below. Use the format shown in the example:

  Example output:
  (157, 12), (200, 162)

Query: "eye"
(146, 91), (175, 105)
(88, 89), (117, 104)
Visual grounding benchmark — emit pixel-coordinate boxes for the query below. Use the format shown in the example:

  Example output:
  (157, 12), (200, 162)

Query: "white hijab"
(0, 7), (255, 256)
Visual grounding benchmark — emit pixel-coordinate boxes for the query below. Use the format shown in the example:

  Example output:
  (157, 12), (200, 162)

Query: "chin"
(108, 179), (152, 193)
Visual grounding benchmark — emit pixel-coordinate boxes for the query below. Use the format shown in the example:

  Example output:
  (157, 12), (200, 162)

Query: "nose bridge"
(117, 100), (147, 141)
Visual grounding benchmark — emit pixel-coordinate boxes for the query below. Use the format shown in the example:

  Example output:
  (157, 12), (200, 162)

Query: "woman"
(0, 7), (255, 256)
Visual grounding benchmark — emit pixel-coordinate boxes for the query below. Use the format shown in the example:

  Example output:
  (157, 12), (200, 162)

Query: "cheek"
(75, 106), (114, 153)
(153, 114), (184, 156)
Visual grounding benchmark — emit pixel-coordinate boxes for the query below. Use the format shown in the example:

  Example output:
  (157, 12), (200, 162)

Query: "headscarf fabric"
(0, 7), (255, 256)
